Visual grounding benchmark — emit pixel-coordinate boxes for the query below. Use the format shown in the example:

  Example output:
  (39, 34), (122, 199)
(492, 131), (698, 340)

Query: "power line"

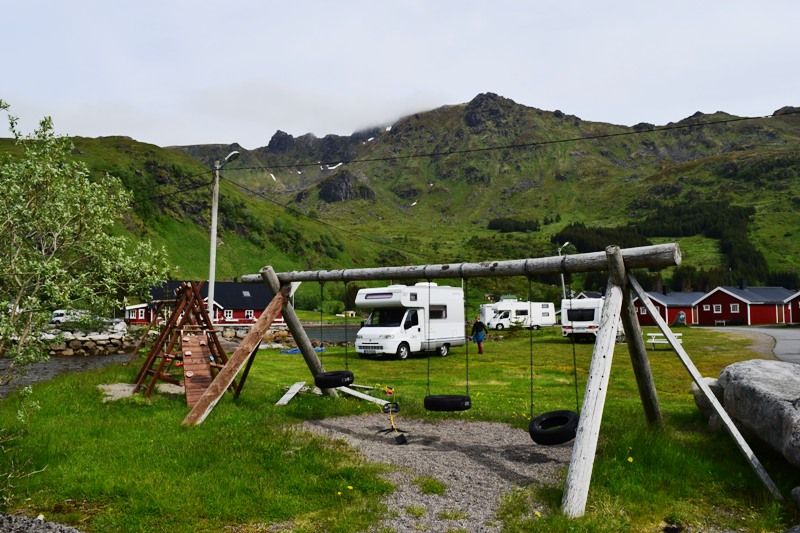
(226, 109), (800, 171)
(131, 171), (213, 205)
(220, 175), (431, 261)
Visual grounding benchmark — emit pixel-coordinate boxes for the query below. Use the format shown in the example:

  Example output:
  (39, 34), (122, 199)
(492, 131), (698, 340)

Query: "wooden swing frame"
(180, 243), (783, 516)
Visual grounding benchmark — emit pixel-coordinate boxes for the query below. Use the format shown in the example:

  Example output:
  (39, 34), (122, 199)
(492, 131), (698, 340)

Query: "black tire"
(528, 410), (578, 445)
(438, 344), (449, 357)
(495, 324), (504, 330)
(396, 342), (410, 360)
(424, 394), (471, 412)
(314, 370), (354, 389)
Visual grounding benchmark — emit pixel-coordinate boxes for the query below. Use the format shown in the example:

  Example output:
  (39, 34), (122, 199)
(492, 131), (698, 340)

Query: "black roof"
(150, 281), (274, 310)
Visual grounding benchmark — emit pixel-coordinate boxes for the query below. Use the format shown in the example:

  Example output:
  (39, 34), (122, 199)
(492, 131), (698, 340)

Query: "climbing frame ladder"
(132, 281), (232, 400)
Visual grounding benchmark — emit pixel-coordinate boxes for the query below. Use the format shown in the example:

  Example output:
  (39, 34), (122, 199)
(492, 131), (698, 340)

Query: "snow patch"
(270, 173), (277, 181)
(327, 162), (343, 170)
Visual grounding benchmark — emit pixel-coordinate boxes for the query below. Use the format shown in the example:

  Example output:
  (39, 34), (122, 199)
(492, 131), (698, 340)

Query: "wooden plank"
(182, 285), (290, 426)
(241, 243), (682, 283)
(611, 246), (662, 427)
(562, 247), (625, 518)
(338, 386), (389, 406)
(181, 335), (214, 407)
(260, 267), (338, 398)
(628, 274), (784, 502)
(275, 381), (306, 406)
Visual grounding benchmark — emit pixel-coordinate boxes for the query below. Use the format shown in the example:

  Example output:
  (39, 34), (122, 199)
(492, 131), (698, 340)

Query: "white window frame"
(713, 304), (722, 314)
(730, 303), (740, 313)
(245, 309), (254, 320)
(639, 306), (647, 315)
(224, 309), (234, 320)
(138, 308), (145, 319)
(703, 304), (710, 311)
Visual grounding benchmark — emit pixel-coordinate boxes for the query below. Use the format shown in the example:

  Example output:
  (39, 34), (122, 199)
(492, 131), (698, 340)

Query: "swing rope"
(343, 281), (349, 371)
(464, 277), (470, 397)
(568, 287), (580, 413)
(528, 277), (535, 420)
(425, 279), (432, 396)
(319, 282), (325, 348)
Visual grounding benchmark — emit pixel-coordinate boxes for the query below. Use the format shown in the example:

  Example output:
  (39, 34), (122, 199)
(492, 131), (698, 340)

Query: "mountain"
(3, 94), (799, 299)
(172, 94), (800, 290)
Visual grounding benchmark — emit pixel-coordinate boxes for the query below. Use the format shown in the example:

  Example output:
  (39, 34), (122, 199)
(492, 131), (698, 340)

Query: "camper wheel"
(396, 342), (410, 360)
(438, 344), (449, 357)
(495, 323), (504, 330)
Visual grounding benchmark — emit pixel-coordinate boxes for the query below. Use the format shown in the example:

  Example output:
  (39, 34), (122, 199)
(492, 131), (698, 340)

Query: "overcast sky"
(3, 1), (799, 148)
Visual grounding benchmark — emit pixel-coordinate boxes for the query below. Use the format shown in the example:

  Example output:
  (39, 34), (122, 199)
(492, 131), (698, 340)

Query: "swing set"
(178, 243), (783, 517)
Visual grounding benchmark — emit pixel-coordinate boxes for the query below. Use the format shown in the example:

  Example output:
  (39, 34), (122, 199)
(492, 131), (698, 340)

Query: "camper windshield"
(566, 308), (596, 322)
(364, 308), (406, 327)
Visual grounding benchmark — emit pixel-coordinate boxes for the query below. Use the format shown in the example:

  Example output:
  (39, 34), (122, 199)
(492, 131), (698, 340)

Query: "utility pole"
(208, 151), (240, 321)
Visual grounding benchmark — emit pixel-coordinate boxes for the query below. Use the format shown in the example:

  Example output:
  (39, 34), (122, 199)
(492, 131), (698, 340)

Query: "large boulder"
(717, 359), (800, 467)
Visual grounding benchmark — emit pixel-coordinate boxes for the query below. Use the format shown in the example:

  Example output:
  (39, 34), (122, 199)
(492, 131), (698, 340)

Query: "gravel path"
(303, 413), (572, 532)
(0, 514), (83, 532)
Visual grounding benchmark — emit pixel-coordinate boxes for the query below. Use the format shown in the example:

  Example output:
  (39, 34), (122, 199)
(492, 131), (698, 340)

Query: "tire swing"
(314, 281), (354, 389)
(526, 277), (579, 445)
(423, 278), (471, 412)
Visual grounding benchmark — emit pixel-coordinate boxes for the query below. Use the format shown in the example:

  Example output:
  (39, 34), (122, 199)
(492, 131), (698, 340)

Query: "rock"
(792, 486), (800, 509)
(718, 360), (800, 467)
(690, 377), (724, 422)
(68, 339), (82, 349)
(222, 328), (236, 339)
(236, 329), (247, 339)
(60, 348), (74, 357)
(318, 170), (375, 203)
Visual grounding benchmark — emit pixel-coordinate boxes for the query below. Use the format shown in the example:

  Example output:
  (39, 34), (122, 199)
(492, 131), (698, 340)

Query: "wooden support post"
(613, 257), (662, 426)
(628, 274), (784, 501)
(562, 246), (625, 518)
(260, 266), (338, 398)
(182, 285), (290, 426)
(233, 344), (260, 398)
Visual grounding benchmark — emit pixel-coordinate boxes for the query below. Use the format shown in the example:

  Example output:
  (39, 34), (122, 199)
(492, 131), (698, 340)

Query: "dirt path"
(303, 414), (571, 532)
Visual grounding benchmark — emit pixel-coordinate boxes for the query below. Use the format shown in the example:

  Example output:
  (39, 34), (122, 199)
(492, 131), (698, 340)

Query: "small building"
(785, 291), (800, 324)
(632, 291), (706, 326)
(126, 281), (276, 326)
(693, 286), (794, 326)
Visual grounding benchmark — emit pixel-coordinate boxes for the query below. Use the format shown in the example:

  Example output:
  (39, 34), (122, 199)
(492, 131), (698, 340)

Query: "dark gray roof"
(709, 286), (794, 304)
(150, 281), (274, 309)
(643, 292), (707, 307)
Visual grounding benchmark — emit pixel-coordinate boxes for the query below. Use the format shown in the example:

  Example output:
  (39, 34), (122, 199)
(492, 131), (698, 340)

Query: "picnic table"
(647, 332), (682, 350)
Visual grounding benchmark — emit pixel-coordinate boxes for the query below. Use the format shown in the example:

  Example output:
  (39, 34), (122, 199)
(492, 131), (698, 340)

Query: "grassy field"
(1, 327), (798, 532)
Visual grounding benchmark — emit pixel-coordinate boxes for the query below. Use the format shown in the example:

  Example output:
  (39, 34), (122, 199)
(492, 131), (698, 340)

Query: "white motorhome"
(355, 282), (465, 359)
(486, 301), (556, 330)
(560, 297), (625, 342)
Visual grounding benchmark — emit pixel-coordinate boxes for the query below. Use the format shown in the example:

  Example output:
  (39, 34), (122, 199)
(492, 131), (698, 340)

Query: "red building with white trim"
(632, 292), (705, 326)
(125, 281), (278, 326)
(785, 291), (800, 325)
(692, 286), (794, 326)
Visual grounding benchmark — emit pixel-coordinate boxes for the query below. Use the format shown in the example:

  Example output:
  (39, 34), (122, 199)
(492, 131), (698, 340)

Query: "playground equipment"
(178, 243), (782, 517)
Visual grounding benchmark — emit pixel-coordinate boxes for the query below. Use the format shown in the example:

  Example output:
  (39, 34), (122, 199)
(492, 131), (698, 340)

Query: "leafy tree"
(0, 101), (168, 363)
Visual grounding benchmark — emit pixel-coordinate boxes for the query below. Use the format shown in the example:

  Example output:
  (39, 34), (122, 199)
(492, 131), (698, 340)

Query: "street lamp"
(208, 150), (240, 322)
(558, 241), (571, 300)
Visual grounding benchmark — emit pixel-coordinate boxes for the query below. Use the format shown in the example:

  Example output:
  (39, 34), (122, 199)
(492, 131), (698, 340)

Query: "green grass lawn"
(1, 327), (798, 532)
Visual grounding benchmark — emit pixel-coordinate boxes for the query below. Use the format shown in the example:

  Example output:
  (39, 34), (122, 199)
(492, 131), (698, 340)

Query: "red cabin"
(633, 292), (705, 326)
(693, 286), (794, 326)
(126, 281), (282, 327)
(785, 291), (800, 325)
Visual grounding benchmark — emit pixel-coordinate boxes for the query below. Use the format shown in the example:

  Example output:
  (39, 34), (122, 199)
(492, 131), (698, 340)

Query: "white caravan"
(486, 301), (556, 330)
(560, 297), (624, 341)
(355, 283), (465, 359)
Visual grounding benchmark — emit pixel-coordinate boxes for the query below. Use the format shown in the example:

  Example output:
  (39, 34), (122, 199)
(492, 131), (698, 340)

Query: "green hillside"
(3, 94), (799, 300)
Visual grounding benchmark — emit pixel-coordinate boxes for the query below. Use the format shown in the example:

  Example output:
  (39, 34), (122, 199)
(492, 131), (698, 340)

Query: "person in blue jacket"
(470, 316), (487, 354)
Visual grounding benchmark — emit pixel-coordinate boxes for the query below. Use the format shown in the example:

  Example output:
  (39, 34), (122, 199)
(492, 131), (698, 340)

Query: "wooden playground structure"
(134, 243), (784, 517)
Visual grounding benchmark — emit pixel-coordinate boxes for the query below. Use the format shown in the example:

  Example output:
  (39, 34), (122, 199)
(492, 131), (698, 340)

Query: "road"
(712, 326), (800, 364)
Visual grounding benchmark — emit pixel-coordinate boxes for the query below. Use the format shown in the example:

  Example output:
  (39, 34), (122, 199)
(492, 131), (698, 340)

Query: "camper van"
(486, 300), (556, 330)
(560, 297), (624, 341)
(355, 282), (465, 359)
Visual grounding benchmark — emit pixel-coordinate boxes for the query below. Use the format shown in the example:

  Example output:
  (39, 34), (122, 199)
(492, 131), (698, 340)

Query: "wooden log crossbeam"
(241, 243), (681, 284)
(628, 274), (783, 502)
